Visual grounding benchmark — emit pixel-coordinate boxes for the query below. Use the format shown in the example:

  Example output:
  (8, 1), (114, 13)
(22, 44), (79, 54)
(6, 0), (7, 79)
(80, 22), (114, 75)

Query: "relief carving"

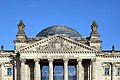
(36, 38), (80, 51)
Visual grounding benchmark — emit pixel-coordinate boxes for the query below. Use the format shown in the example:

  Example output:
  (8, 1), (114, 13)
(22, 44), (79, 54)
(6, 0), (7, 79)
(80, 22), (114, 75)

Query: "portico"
(19, 57), (95, 80)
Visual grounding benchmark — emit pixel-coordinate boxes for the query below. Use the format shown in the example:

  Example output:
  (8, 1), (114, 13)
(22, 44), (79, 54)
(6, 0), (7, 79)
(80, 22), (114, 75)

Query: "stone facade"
(0, 20), (120, 80)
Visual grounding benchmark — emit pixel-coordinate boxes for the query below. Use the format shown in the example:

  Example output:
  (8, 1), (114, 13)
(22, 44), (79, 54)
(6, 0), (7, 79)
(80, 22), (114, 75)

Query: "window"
(104, 67), (109, 75)
(7, 68), (12, 76)
(117, 68), (120, 75)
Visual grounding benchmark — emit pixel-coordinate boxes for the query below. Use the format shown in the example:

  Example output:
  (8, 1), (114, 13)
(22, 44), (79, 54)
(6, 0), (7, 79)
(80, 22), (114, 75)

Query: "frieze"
(51, 55), (64, 58)
(39, 55), (65, 59)
(41, 55), (47, 58)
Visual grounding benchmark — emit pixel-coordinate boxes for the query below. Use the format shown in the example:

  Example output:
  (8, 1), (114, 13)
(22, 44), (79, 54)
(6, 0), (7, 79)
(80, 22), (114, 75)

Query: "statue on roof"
(17, 20), (25, 34)
(15, 20), (27, 42)
(91, 20), (98, 34)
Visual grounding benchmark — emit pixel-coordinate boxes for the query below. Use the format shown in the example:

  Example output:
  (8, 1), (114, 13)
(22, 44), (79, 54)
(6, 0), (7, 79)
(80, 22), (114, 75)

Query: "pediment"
(17, 35), (97, 53)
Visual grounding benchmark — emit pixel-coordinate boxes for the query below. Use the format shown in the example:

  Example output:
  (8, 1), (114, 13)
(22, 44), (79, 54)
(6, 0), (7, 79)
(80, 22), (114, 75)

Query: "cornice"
(96, 54), (120, 58)
(0, 54), (11, 58)
(20, 50), (96, 54)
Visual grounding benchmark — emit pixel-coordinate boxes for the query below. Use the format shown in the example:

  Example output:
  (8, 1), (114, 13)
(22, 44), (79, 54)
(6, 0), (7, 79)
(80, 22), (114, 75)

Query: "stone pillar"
(16, 58), (21, 80)
(77, 59), (83, 80)
(88, 65), (90, 80)
(1, 63), (5, 80)
(89, 63), (92, 80)
(91, 58), (96, 80)
(20, 59), (26, 80)
(15, 66), (17, 80)
(76, 64), (78, 80)
(28, 64), (30, 80)
(111, 63), (115, 80)
(25, 65), (28, 80)
(34, 59), (41, 80)
(63, 59), (69, 80)
(48, 59), (53, 80)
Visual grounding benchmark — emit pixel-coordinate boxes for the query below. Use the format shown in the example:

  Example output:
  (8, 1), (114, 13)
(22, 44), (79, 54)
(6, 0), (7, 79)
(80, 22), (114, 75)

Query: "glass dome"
(36, 25), (82, 37)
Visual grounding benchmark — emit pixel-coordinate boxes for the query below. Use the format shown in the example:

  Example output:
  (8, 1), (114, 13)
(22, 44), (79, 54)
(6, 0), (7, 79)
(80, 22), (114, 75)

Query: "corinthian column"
(91, 58), (96, 80)
(48, 59), (53, 80)
(20, 59), (26, 80)
(77, 59), (83, 80)
(63, 58), (69, 80)
(34, 59), (41, 80)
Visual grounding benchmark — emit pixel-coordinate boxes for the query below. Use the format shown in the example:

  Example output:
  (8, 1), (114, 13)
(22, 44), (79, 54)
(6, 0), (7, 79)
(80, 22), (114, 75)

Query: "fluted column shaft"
(91, 59), (96, 80)
(77, 59), (82, 80)
(64, 59), (68, 80)
(48, 59), (53, 80)
(21, 59), (26, 80)
(34, 59), (41, 80)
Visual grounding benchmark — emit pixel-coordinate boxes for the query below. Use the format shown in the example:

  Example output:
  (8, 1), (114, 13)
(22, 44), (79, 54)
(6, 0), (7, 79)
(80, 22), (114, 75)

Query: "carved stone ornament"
(63, 58), (69, 62)
(102, 62), (111, 67)
(114, 63), (120, 67)
(48, 58), (54, 62)
(36, 37), (81, 51)
(34, 58), (40, 62)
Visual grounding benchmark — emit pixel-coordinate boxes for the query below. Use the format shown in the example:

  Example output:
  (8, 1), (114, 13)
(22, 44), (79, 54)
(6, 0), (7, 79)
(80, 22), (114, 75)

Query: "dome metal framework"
(36, 25), (82, 37)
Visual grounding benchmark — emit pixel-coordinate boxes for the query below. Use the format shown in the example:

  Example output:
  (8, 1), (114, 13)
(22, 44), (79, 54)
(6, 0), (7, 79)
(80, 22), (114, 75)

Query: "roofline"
(102, 50), (120, 52)
(1, 50), (14, 52)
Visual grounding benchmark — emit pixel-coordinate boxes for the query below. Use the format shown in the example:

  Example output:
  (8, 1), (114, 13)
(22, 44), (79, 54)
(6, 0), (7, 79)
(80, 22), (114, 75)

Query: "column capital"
(1, 62), (5, 65)
(63, 58), (69, 62)
(77, 58), (83, 62)
(112, 62), (116, 66)
(91, 58), (96, 62)
(20, 58), (26, 63)
(48, 58), (53, 62)
(34, 58), (40, 62)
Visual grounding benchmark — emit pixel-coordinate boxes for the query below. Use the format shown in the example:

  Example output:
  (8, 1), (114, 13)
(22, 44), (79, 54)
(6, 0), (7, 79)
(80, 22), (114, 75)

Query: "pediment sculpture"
(36, 37), (81, 51)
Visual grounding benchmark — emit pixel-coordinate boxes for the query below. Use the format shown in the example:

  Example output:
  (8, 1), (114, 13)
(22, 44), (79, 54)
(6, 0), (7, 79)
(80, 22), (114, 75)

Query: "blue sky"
(0, 0), (120, 50)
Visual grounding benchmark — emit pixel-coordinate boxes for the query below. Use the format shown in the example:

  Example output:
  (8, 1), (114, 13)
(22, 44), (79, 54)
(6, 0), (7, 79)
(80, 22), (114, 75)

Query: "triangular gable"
(17, 35), (98, 53)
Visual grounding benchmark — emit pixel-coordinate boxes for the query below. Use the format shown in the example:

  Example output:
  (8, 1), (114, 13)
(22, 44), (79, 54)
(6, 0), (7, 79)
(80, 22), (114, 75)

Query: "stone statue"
(17, 20), (25, 34)
(92, 26), (97, 32)
(112, 45), (115, 51)
(1, 45), (4, 50)
(91, 20), (98, 34)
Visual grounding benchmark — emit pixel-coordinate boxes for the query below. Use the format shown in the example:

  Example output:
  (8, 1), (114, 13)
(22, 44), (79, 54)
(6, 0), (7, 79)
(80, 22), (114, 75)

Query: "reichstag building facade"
(0, 20), (120, 80)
